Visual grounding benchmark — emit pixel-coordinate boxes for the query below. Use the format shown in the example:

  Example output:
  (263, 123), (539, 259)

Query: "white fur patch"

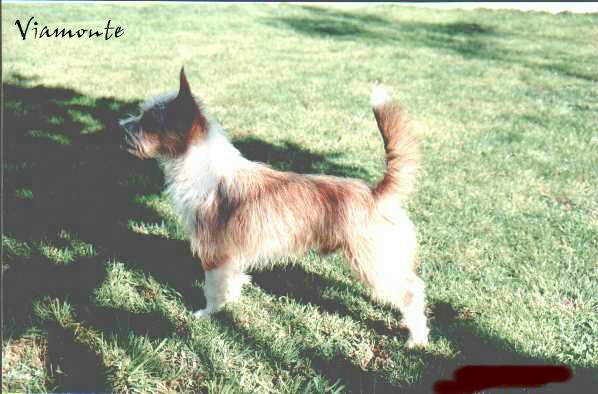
(160, 123), (253, 255)
(194, 263), (250, 317)
(370, 85), (392, 108)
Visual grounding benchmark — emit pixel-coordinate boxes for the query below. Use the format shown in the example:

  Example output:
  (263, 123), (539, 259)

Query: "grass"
(2, 3), (597, 393)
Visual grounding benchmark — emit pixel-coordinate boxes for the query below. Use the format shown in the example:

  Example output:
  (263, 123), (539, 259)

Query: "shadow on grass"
(254, 264), (406, 337)
(263, 5), (501, 61)
(233, 135), (371, 179)
(263, 5), (597, 82)
(2, 77), (200, 390)
(216, 308), (402, 393)
(46, 321), (108, 393)
(3, 78), (200, 321)
(3, 75), (593, 393)
(252, 265), (595, 393)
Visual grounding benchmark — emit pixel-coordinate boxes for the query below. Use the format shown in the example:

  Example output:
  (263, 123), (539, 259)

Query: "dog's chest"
(162, 159), (219, 245)
(159, 133), (250, 254)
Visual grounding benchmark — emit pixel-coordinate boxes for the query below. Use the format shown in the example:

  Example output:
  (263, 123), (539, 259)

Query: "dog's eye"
(141, 108), (167, 133)
(140, 115), (158, 132)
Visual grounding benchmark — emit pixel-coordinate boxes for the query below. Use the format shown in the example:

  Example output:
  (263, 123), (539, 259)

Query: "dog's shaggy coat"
(121, 69), (429, 347)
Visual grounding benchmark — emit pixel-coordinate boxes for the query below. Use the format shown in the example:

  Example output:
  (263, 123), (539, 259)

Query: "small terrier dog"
(121, 68), (429, 347)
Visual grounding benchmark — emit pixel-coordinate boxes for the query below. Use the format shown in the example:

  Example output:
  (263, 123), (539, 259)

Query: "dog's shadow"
(253, 264), (405, 337)
(248, 266), (595, 392)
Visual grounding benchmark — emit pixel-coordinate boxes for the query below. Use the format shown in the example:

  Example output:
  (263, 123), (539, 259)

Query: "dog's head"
(120, 68), (208, 159)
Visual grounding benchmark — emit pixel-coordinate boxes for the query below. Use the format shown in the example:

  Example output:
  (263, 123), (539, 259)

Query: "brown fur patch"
(195, 166), (375, 271)
(372, 103), (421, 202)
(138, 100), (208, 158)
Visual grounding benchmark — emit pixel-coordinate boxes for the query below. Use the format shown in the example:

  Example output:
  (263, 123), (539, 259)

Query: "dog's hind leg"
(344, 225), (429, 348)
(194, 263), (250, 319)
(379, 271), (429, 348)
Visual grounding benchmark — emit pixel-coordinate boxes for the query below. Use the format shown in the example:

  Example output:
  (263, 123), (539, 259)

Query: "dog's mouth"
(120, 117), (146, 157)
(123, 144), (148, 159)
(121, 132), (136, 153)
(125, 145), (143, 157)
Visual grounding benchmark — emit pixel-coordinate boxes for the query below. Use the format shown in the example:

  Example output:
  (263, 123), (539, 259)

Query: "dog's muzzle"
(119, 119), (140, 152)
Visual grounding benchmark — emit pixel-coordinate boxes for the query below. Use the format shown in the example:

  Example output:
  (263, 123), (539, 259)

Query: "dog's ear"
(178, 67), (194, 102)
(171, 67), (207, 134)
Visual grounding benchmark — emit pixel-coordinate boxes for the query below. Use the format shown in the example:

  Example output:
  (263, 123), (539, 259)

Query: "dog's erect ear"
(178, 67), (194, 102)
(171, 67), (208, 134)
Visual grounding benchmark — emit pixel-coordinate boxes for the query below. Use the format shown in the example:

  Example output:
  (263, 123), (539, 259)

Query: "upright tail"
(370, 86), (421, 203)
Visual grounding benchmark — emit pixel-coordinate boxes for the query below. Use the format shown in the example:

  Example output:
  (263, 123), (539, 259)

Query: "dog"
(120, 68), (429, 348)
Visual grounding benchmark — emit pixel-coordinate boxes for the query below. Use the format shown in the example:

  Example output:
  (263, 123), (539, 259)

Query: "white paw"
(406, 333), (429, 349)
(193, 309), (212, 319)
(239, 273), (251, 286)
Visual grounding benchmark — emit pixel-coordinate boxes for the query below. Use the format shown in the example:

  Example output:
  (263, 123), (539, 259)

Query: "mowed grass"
(2, 3), (597, 393)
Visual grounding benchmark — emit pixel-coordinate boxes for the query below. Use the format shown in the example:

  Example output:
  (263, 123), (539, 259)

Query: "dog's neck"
(159, 125), (250, 231)
(161, 126), (245, 181)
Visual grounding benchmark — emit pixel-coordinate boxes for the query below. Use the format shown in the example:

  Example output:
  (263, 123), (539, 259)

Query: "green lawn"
(2, 3), (597, 393)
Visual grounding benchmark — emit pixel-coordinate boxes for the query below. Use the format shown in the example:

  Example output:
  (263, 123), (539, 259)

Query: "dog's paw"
(193, 309), (212, 319)
(406, 335), (429, 349)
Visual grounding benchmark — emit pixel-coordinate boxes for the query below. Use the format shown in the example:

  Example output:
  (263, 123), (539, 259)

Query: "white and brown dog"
(120, 68), (429, 347)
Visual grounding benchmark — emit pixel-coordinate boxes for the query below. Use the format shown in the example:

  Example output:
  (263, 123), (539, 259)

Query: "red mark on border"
(434, 365), (572, 393)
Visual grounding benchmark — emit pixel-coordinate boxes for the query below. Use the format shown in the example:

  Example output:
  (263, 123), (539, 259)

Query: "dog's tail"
(370, 86), (420, 203)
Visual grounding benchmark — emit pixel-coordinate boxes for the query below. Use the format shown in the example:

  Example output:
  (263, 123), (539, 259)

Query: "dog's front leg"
(194, 263), (250, 319)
